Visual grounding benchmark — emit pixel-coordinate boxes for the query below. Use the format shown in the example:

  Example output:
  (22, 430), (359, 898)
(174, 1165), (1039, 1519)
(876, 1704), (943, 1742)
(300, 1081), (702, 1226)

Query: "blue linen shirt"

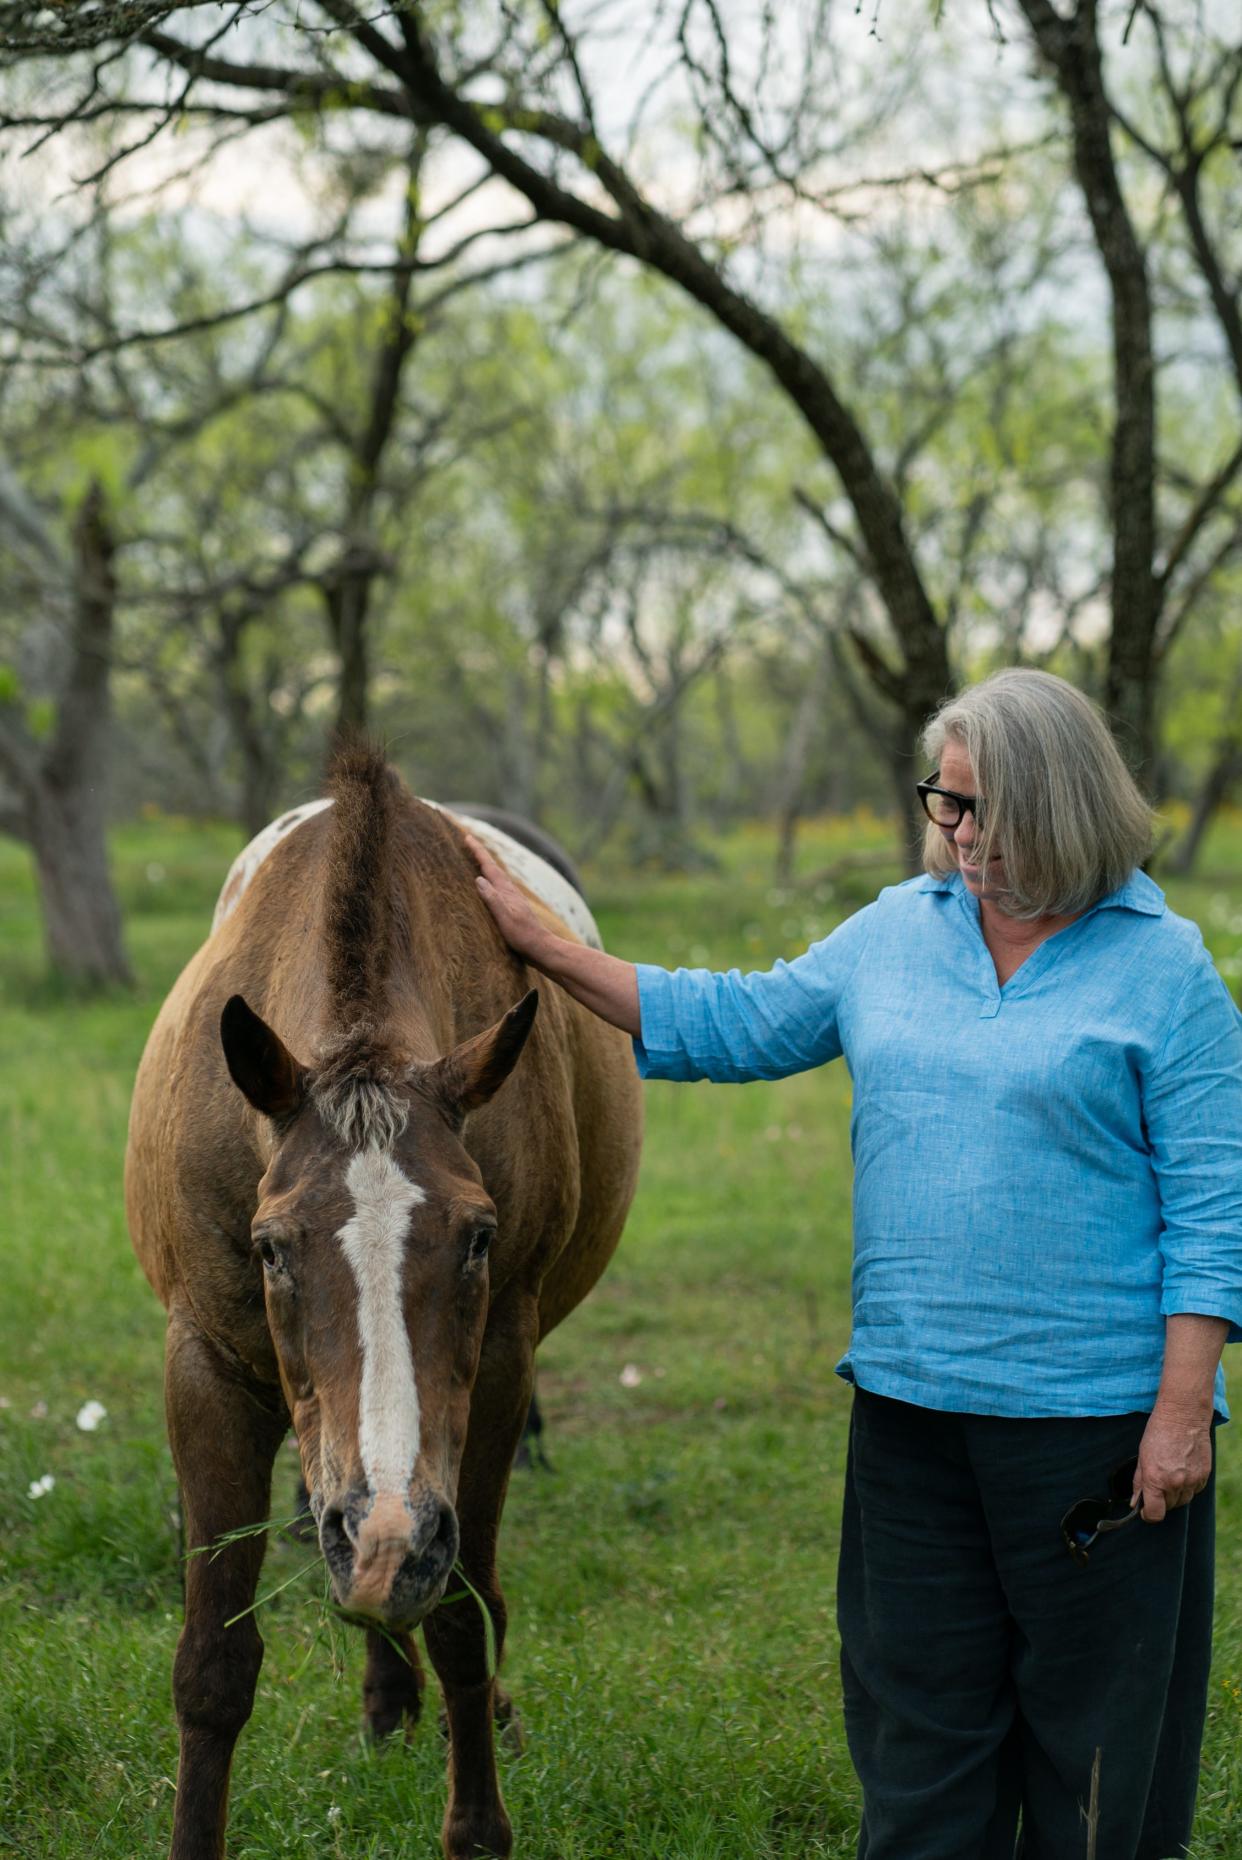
(633, 869), (1242, 1419)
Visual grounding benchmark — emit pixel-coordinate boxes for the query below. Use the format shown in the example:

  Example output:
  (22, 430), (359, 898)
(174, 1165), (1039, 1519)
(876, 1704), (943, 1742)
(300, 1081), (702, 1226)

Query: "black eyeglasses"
(916, 770), (985, 831)
(1061, 1458), (1142, 1567)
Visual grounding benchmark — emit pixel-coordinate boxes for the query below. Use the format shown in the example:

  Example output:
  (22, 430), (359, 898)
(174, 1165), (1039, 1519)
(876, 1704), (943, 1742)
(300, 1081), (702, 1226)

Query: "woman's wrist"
(525, 928), (575, 980)
(1155, 1314), (1228, 1415)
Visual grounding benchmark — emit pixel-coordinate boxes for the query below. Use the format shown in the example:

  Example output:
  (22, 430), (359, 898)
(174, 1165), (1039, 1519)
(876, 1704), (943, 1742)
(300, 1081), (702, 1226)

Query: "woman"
(466, 668), (1242, 1860)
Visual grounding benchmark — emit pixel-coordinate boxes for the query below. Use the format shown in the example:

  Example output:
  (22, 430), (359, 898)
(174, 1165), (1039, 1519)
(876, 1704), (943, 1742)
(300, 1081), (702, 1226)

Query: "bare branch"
(1155, 519), (1242, 661)
(305, 0), (413, 91)
(0, 455), (69, 576)
(140, 27), (414, 121)
(7, 221), (554, 365)
(393, 8), (951, 731)
(68, 4), (247, 185)
(792, 487), (866, 571)
(1158, 439), (1242, 591)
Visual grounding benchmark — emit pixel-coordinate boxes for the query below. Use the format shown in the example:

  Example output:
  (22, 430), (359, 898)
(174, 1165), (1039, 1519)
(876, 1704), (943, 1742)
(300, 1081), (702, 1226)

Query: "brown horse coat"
(125, 750), (643, 1860)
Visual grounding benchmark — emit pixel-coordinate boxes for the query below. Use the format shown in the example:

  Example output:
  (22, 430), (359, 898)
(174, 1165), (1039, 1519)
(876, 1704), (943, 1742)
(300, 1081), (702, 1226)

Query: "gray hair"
(921, 669), (1152, 920)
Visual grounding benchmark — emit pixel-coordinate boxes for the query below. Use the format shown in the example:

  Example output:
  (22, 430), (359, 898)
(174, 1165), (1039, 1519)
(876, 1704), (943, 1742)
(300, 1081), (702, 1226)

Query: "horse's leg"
(423, 1304), (536, 1860)
(164, 1310), (286, 1860)
(363, 1628), (425, 1741)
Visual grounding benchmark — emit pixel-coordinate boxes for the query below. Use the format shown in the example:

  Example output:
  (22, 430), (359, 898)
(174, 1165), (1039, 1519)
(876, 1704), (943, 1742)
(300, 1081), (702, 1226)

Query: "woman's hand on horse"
(465, 834), (558, 967)
(464, 832), (642, 1038)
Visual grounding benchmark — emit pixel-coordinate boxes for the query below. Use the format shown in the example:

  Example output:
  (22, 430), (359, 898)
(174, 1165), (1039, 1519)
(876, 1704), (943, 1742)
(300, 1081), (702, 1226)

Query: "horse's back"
(127, 787), (640, 1332)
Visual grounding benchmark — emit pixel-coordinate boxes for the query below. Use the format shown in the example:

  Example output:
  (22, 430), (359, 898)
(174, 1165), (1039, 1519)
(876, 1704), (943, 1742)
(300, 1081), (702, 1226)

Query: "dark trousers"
(837, 1388), (1216, 1860)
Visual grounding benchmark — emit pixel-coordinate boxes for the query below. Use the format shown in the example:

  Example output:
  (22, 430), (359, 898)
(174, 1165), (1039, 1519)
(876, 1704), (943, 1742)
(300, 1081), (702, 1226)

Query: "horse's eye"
(466, 1225), (494, 1265)
(257, 1234), (279, 1269)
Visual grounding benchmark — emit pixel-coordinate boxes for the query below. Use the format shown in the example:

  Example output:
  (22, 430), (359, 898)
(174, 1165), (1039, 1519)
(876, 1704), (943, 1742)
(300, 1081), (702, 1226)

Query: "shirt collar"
(1095, 868), (1165, 915)
(916, 867), (1164, 916)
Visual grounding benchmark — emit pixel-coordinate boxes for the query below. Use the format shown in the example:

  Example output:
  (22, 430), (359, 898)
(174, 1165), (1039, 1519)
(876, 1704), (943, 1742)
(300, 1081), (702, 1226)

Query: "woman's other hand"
(1133, 1401), (1214, 1523)
(1133, 1314), (1227, 1522)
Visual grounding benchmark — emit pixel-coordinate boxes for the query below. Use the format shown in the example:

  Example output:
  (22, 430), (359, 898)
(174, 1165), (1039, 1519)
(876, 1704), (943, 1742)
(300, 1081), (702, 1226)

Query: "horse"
(124, 748), (644, 1860)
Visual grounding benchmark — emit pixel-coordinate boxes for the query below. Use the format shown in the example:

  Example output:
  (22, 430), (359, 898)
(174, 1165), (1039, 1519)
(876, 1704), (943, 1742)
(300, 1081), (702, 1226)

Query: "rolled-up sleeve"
(632, 903), (874, 1083)
(1145, 945), (1242, 1340)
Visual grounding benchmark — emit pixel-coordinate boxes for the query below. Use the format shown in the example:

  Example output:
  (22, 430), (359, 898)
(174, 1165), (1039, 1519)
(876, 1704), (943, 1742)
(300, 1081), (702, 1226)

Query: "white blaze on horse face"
(337, 1149), (426, 1504)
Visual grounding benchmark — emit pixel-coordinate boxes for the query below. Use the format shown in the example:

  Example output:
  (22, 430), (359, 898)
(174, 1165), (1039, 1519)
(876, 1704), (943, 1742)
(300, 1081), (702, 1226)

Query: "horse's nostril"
(432, 1501), (459, 1569)
(319, 1505), (353, 1561)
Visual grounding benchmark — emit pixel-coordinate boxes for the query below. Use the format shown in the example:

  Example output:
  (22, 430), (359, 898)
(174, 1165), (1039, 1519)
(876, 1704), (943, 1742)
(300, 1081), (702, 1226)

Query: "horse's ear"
(428, 990), (539, 1119)
(220, 995), (307, 1121)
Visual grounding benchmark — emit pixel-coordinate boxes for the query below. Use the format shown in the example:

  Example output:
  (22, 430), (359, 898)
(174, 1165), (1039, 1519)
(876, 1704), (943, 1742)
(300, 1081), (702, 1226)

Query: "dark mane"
(323, 743), (406, 1038)
(314, 744), (411, 1149)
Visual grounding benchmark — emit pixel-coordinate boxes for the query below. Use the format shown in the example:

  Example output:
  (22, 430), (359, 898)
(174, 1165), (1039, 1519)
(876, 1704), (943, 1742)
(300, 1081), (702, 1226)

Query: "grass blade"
(225, 1556), (323, 1628)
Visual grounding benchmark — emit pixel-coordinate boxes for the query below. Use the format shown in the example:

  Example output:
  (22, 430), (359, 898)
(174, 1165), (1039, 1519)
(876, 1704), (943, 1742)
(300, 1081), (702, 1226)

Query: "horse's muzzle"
(319, 1486), (459, 1626)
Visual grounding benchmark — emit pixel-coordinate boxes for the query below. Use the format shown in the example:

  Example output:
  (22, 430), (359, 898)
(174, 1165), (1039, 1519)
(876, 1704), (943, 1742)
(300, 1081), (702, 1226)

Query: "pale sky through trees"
(1, 0), (1240, 938)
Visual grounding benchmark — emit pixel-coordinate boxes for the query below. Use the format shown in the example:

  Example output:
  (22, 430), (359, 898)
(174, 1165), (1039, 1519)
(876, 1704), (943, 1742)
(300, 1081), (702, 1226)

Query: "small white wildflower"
(0, 1396), (11, 1410)
(28, 1474), (55, 1499)
(146, 862), (166, 884)
(29, 1400), (47, 1419)
(76, 1401), (107, 1432)
(327, 1805), (342, 1824)
(619, 1364), (643, 1389)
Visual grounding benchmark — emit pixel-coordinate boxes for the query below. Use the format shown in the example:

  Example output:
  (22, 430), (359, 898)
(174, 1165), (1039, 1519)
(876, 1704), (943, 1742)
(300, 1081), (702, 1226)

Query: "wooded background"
(1, 0), (1240, 985)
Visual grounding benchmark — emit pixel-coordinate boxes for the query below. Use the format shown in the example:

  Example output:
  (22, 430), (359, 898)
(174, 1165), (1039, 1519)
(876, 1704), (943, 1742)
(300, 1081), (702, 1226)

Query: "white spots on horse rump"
(212, 793), (602, 953)
(211, 797), (334, 933)
(337, 1149), (426, 1506)
(440, 805), (604, 951)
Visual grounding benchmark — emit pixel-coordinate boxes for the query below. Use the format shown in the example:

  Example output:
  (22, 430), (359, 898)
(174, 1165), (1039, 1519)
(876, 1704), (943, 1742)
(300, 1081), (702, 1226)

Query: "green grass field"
(2, 810), (1241, 1859)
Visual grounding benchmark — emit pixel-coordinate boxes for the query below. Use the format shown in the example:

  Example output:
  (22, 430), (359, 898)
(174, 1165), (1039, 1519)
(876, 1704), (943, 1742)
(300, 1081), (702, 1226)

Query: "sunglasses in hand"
(1061, 1458), (1142, 1567)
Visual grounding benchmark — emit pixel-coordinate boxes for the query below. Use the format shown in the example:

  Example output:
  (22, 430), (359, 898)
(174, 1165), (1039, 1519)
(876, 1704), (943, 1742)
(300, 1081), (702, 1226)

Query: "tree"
(0, 470), (132, 985)
(1009, 0), (1242, 780)
(5, 1), (1239, 840)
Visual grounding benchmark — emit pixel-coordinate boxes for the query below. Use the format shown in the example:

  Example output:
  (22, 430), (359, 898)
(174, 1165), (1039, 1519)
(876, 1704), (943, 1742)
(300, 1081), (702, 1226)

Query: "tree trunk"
(237, 724), (280, 841)
(710, 662), (750, 833)
(328, 559), (374, 742)
(326, 154), (426, 746)
(0, 481), (133, 987)
(499, 664), (537, 820)
(774, 650), (831, 885)
(29, 779), (129, 984)
(1167, 744), (1242, 877)
(1017, 0), (1159, 780)
(213, 606), (282, 838)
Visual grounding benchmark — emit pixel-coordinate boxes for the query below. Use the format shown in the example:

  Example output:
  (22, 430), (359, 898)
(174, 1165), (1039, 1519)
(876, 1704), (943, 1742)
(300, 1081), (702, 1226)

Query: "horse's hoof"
(442, 1807), (513, 1860)
(365, 1697), (418, 1743)
(363, 1671), (423, 1743)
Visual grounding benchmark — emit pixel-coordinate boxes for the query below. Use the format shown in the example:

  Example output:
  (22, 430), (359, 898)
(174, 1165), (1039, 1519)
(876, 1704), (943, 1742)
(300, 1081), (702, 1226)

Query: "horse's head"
(219, 989), (538, 1628)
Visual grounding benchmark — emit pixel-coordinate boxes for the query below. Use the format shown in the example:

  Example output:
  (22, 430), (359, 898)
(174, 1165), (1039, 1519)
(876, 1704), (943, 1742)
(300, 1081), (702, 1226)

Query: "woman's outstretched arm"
(466, 833), (641, 1037)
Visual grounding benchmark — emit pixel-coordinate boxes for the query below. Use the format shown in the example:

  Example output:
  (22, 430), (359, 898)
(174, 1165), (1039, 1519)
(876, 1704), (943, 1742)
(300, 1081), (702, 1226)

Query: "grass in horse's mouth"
(186, 1519), (497, 1674)
(224, 1558), (325, 1628)
(185, 1513), (305, 1563)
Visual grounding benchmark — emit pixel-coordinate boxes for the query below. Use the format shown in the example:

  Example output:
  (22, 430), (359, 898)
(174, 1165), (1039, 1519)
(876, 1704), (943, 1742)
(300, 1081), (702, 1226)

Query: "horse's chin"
(330, 1578), (446, 1634)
